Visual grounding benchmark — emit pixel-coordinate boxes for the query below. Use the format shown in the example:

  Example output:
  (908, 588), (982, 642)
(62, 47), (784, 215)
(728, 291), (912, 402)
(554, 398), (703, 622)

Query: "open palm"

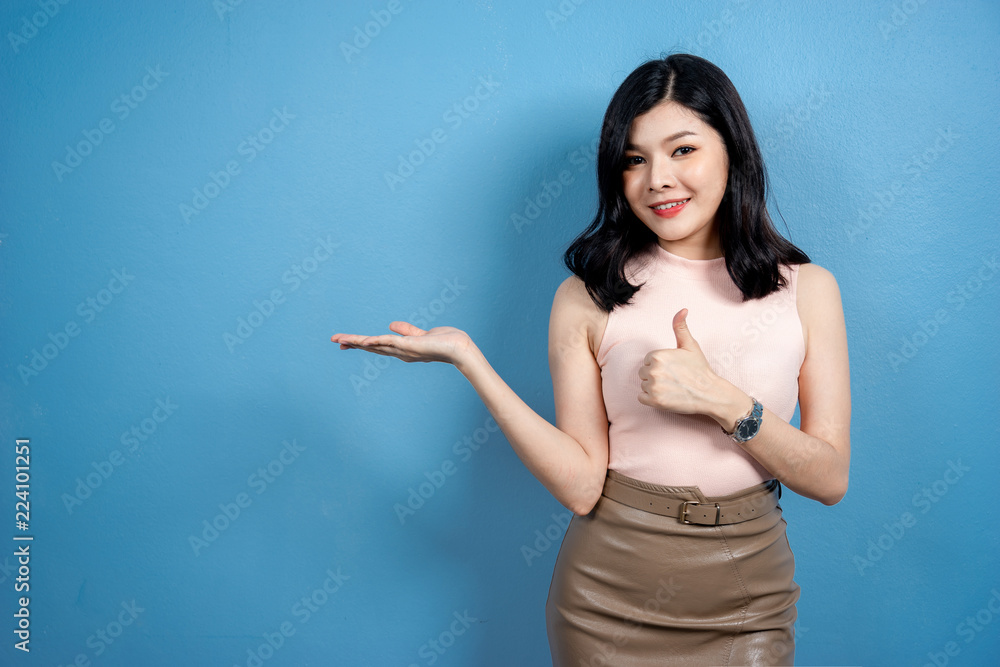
(330, 321), (472, 365)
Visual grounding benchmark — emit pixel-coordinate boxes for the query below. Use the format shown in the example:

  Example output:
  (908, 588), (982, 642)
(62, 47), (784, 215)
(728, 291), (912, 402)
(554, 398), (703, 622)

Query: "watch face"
(737, 419), (760, 440)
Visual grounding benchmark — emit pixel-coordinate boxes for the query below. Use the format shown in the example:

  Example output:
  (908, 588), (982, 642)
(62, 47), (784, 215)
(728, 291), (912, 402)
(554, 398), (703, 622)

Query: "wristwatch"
(722, 397), (763, 443)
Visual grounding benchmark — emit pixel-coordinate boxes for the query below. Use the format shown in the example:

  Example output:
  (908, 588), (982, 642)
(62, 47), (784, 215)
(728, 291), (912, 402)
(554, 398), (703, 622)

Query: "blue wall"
(1, 1), (998, 665)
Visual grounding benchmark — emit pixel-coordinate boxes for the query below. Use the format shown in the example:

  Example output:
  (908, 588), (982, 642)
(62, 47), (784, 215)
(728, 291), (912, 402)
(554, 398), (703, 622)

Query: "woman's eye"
(673, 146), (695, 156)
(625, 155), (644, 166)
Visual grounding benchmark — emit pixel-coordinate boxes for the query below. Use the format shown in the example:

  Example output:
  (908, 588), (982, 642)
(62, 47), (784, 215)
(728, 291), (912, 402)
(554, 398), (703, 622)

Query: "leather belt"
(601, 476), (782, 526)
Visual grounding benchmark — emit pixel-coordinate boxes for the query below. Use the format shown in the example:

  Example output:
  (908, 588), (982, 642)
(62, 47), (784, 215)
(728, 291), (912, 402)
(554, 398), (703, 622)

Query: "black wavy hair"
(564, 53), (810, 312)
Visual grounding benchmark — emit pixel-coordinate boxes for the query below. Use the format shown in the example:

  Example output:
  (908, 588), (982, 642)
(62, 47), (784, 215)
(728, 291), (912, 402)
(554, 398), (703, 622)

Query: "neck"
(655, 239), (724, 260)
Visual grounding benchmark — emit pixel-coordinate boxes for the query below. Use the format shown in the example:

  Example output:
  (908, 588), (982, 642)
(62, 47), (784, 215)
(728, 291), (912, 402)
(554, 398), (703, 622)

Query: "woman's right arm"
(454, 275), (610, 515)
(331, 276), (610, 515)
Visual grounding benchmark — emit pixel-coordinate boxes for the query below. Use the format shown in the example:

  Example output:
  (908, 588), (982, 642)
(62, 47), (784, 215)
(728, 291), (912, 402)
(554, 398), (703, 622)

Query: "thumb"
(389, 321), (426, 336)
(672, 308), (700, 350)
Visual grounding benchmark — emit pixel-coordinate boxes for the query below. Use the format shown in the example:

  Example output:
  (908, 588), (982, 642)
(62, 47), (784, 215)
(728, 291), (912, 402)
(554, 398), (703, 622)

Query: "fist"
(637, 308), (721, 415)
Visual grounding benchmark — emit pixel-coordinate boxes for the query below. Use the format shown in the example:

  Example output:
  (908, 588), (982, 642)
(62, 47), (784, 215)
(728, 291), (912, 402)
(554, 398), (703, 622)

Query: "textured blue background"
(1, 1), (998, 665)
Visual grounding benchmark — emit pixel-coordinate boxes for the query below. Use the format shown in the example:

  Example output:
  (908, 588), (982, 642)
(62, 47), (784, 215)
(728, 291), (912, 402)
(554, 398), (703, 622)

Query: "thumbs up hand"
(637, 308), (726, 415)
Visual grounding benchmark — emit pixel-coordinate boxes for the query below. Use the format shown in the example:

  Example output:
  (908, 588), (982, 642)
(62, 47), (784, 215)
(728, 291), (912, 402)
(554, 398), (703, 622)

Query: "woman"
(331, 53), (850, 665)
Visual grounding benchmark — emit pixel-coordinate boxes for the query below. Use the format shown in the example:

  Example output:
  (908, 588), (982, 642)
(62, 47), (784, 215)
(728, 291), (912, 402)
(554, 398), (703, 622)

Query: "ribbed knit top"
(596, 242), (806, 497)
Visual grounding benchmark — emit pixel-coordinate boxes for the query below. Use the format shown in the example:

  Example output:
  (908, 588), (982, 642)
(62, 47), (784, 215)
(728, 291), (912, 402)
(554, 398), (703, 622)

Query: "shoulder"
(796, 262), (842, 302)
(554, 274), (593, 305)
(552, 275), (607, 324)
(551, 275), (609, 357)
(794, 262), (845, 348)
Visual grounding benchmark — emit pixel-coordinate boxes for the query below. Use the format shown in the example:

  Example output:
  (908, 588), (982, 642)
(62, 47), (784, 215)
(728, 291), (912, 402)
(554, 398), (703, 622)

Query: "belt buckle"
(680, 500), (721, 525)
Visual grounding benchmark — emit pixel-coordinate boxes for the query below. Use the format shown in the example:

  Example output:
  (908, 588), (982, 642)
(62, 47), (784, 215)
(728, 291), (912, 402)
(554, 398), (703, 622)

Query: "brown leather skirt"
(545, 469), (800, 666)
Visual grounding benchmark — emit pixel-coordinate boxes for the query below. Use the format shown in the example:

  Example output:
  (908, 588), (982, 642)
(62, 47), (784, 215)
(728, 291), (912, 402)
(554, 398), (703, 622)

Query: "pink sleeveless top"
(596, 242), (806, 496)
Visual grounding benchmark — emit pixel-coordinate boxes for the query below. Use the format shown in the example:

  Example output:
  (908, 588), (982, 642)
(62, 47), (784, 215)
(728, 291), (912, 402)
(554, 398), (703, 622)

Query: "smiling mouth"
(651, 198), (690, 210)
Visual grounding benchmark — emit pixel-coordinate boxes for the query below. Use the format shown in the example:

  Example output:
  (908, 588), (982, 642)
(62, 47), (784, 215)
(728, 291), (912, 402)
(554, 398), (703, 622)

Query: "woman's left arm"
(709, 263), (852, 505)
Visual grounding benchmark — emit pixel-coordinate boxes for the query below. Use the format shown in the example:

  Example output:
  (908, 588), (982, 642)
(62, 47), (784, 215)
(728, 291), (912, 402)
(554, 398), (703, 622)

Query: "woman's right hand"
(330, 321), (474, 367)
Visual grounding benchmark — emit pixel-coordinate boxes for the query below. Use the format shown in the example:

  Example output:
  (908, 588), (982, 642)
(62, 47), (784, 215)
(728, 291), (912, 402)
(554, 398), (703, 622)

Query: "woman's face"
(621, 100), (730, 260)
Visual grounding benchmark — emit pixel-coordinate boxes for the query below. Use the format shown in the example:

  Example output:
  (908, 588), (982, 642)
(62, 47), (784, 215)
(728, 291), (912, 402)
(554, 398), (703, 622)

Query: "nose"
(647, 155), (676, 190)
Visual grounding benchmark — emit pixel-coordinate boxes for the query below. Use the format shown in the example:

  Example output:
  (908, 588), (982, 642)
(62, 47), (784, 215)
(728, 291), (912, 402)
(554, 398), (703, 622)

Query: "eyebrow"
(626, 130), (698, 150)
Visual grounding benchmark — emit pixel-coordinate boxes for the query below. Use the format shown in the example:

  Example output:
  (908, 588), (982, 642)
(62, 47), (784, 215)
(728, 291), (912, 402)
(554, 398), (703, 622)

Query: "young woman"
(331, 53), (851, 665)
